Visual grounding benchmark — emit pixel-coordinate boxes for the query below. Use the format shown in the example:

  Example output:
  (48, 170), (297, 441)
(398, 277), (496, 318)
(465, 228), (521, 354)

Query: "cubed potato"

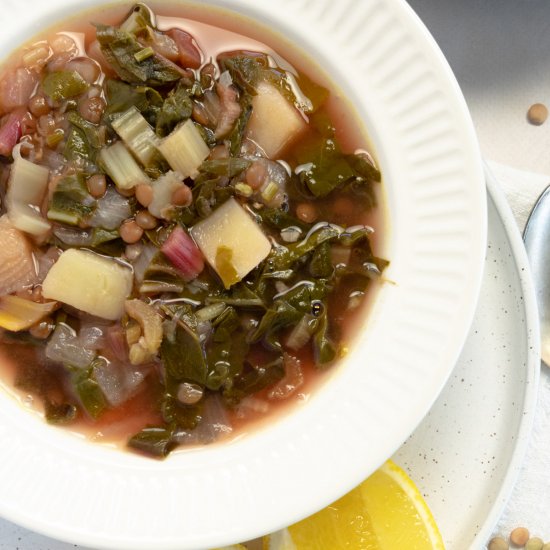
(42, 249), (133, 320)
(245, 81), (308, 159)
(190, 198), (271, 288)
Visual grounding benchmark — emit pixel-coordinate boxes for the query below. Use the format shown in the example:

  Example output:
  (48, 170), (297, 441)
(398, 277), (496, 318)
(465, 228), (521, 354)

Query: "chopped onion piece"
(45, 323), (96, 368)
(161, 226), (204, 282)
(93, 357), (146, 407)
(0, 215), (37, 295)
(89, 185), (132, 230)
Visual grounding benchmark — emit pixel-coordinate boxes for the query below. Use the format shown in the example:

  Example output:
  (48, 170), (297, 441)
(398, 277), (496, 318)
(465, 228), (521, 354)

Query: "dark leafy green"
(45, 401), (78, 424)
(67, 363), (107, 420)
(42, 70), (89, 101)
(199, 157), (251, 178)
(103, 79), (163, 125)
(223, 357), (285, 406)
(95, 23), (183, 86)
(47, 174), (95, 225)
(155, 82), (193, 137)
(128, 427), (176, 458)
(161, 306), (207, 385)
(64, 127), (92, 162)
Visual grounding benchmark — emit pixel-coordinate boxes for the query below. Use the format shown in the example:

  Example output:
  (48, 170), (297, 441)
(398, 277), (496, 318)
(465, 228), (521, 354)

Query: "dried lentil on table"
(511, 527), (531, 546)
(488, 536), (509, 550)
(526, 537), (544, 550)
(527, 103), (548, 125)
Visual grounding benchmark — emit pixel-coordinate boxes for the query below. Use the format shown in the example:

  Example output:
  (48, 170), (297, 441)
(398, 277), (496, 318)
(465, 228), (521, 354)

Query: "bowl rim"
(0, 0), (486, 547)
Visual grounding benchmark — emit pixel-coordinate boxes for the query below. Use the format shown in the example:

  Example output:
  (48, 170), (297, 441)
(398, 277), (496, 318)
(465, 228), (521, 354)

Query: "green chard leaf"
(268, 223), (341, 272)
(95, 23), (183, 86)
(199, 157), (251, 178)
(228, 95), (252, 156)
(223, 357), (285, 406)
(205, 306), (248, 390)
(312, 311), (337, 366)
(160, 305), (207, 385)
(47, 174), (95, 225)
(45, 401), (78, 424)
(104, 79), (163, 125)
(128, 426), (176, 458)
(309, 241), (333, 278)
(64, 126), (92, 161)
(66, 111), (102, 149)
(155, 82), (193, 137)
(42, 70), (89, 102)
(67, 362), (107, 420)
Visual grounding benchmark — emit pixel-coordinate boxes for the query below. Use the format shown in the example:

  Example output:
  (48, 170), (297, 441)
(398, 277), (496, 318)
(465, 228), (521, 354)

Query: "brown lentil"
(120, 220), (143, 244)
(488, 537), (509, 550)
(245, 161), (267, 190)
(192, 103), (210, 126)
(209, 144), (229, 160)
(78, 96), (105, 124)
(510, 527), (530, 546)
(87, 174), (107, 198)
(296, 202), (319, 224)
(526, 538), (544, 550)
(28, 94), (50, 117)
(135, 184), (153, 207)
(125, 243), (143, 261)
(29, 317), (54, 340)
(171, 185), (192, 206)
(135, 210), (158, 230)
(527, 103), (548, 126)
(118, 186), (135, 197)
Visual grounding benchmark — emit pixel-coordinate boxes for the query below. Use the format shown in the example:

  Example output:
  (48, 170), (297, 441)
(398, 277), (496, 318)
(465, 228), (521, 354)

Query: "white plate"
(395, 167), (540, 549)
(0, 0), (486, 548)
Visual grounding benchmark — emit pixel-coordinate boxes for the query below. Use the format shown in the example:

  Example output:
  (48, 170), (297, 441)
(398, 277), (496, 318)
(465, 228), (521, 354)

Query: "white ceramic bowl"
(0, 1), (486, 548)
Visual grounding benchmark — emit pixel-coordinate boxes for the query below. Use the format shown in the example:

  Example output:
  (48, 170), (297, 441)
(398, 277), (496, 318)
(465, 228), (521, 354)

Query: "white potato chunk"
(190, 198), (271, 288)
(42, 249), (133, 320)
(246, 81), (308, 159)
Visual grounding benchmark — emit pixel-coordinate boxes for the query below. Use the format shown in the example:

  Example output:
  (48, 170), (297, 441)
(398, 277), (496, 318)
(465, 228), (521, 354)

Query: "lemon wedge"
(263, 460), (445, 550)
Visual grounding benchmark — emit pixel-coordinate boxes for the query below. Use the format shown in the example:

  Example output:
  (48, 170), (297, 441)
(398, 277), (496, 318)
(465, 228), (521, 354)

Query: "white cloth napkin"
(488, 160), (550, 542)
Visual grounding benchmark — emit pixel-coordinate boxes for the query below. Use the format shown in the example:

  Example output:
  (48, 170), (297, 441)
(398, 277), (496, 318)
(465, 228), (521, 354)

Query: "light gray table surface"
(2, 1), (550, 548)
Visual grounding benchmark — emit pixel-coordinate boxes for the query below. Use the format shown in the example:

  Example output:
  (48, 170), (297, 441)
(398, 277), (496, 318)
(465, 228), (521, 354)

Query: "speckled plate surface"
(0, 0), (487, 548)
(395, 166), (540, 550)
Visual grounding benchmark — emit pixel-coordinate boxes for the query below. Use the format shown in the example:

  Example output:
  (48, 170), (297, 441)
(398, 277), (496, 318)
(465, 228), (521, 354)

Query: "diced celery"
(99, 141), (151, 190)
(111, 106), (160, 167)
(157, 119), (210, 179)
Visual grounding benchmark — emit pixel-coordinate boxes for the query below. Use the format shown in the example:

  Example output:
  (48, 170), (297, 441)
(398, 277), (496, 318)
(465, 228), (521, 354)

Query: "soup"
(0, 2), (387, 458)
